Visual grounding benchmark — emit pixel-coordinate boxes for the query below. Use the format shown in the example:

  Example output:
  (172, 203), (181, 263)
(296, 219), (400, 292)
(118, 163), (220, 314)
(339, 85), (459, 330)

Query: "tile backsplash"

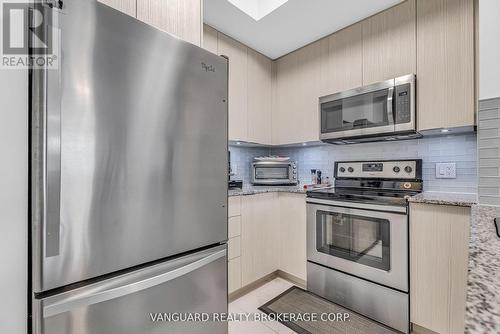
(479, 98), (500, 206)
(230, 133), (478, 193)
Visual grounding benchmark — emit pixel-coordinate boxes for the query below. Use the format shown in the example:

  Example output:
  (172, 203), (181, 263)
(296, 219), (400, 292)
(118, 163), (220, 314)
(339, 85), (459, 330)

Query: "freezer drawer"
(33, 245), (228, 334)
(31, 0), (228, 292)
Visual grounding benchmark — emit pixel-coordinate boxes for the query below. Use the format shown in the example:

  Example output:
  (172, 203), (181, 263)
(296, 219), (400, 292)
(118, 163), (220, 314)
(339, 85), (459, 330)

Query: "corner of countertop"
(228, 185), (306, 197)
(407, 192), (478, 207)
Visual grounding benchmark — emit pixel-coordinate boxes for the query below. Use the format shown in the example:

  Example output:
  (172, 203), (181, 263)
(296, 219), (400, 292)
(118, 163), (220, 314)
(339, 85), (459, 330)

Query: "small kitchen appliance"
(251, 157), (298, 185)
(319, 74), (419, 144)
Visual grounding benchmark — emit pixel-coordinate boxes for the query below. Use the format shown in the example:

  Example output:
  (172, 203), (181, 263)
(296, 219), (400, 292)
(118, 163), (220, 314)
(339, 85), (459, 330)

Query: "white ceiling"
(204, 0), (404, 59)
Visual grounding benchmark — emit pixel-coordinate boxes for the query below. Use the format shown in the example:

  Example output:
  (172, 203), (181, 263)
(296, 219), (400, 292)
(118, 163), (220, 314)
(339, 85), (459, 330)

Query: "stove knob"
(405, 166), (413, 173)
(348, 167), (354, 173)
(339, 167), (346, 173)
(393, 166), (400, 173)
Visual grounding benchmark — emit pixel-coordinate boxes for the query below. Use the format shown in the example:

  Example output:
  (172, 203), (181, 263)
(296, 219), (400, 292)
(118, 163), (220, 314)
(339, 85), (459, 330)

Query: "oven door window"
(254, 167), (289, 180)
(316, 210), (390, 271)
(321, 89), (391, 133)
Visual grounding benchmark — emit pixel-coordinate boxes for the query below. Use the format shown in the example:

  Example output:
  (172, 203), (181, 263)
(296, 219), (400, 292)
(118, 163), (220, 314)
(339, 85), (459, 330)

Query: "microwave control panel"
(394, 83), (411, 124)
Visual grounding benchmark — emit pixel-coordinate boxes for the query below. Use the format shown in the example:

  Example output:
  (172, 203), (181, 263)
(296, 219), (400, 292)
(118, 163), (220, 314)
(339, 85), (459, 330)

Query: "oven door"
(307, 200), (408, 291)
(319, 79), (395, 141)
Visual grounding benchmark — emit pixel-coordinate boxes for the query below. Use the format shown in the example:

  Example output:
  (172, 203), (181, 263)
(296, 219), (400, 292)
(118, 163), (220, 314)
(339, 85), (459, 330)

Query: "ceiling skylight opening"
(226, 0), (289, 21)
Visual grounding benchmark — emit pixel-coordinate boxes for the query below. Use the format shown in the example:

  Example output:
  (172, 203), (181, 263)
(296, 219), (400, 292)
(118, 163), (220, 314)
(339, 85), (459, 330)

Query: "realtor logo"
(1, 0), (59, 69)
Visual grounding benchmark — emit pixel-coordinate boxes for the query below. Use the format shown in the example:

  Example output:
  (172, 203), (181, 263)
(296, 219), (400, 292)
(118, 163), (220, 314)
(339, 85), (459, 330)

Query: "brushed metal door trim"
(306, 202), (409, 291)
(45, 27), (62, 258)
(42, 246), (226, 318)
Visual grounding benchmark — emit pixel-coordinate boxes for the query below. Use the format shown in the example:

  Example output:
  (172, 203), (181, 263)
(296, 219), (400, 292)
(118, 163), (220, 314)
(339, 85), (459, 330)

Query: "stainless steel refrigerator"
(30, 1), (228, 333)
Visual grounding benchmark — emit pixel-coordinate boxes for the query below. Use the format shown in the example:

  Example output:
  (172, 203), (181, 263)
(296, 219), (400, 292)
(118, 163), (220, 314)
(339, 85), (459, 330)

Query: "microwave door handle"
(387, 87), (395, 125)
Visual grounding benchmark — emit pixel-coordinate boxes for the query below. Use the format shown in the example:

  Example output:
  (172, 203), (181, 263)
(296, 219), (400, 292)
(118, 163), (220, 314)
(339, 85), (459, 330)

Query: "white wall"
(480, 0), (500, 100)
(0, 68), (28, 332)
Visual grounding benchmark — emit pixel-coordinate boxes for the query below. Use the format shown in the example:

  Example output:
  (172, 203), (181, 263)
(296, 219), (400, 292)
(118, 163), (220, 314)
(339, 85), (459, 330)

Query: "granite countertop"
(407, 192), (478, 207)
(228, 185), (306, 197)
(465, 205), (500, 333)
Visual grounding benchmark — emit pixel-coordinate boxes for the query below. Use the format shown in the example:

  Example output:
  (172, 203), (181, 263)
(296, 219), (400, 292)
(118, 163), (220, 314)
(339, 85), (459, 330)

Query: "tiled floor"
(228, 277), (298, 334)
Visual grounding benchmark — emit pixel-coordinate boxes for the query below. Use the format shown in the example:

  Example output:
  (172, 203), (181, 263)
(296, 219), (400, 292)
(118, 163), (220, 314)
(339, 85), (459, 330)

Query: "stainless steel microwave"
(319, 74), (418, 144)
(251, 160), (298, 185)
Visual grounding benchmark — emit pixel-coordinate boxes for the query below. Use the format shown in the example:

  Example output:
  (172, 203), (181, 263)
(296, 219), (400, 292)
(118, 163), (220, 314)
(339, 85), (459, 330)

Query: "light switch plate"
(435, 163), (456, 179)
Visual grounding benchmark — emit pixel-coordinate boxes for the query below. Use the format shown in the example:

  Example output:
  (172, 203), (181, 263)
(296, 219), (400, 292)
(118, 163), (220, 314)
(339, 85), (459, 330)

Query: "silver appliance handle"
(45, 64), (62, 258)
(387, 86), (394, 125)
(44, 13), (62, 258)
(43, 248), (226, 317)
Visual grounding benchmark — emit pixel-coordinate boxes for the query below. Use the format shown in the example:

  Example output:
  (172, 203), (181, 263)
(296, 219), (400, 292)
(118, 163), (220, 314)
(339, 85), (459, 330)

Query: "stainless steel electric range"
(306, 160), (423, 334)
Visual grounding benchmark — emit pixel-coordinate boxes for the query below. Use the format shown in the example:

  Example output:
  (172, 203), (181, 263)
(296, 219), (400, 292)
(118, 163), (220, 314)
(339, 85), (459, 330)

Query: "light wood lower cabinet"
(229, 193), (306, 294)
(278, 193), (307, 281)
(240, 193), (280, 286)
(410, 203), (471, 334)
(228, 197), (242, 293)
(228, 257), (242, 294)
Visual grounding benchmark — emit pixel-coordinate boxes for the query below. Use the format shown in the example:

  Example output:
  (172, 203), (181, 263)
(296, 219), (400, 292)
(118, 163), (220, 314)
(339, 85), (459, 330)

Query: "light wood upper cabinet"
(247, 48), (273, 145)
(98, 0), (137, 16)
(410, 203), (470, 334)
(218, 33), (248, 141)
(416, 0), (475, 131)
(240, 193), (280, 286)
(203, 24), (218, 54)
(137, 0), (202, 46)
(319, 23), (363, 96)
(362, 0), (416, 84)
(274, 40), (324, 145)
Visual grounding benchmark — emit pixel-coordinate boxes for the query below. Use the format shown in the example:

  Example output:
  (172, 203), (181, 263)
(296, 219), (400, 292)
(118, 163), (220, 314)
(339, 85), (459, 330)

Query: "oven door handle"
(306, 198), (407, 214)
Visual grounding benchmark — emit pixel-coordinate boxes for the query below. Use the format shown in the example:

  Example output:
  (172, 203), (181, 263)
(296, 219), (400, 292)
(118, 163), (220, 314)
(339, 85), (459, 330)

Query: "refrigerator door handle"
(31, 4), (62, 260)
(45, 54), (62, 258)
(42, 248), (226, 318)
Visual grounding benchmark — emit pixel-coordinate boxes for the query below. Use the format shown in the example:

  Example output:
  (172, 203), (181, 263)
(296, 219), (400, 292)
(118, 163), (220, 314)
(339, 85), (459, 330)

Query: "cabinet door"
(295, 41), (324, 143)
(98, 0), (136, 16)
(410, 203), (470, 334)
(362, 0), (416, 84)
(218, 33), (248, 141)
(278, 193), (306, 281)
(416, 0), (475, 131)
(203, 24), (218, 54)
(320, 23), (363, 96)
(274, 41), (324, 145)
(247, 48), (272, 145)
(228, 257), (242, 294)
(274, 53), (298, 145)
(137, 0), (202, 46)
(240, 193), (280, 286)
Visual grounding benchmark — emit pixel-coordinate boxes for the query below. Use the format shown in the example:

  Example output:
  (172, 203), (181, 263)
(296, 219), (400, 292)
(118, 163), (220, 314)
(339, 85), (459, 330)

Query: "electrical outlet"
(435, 163), (456, 179)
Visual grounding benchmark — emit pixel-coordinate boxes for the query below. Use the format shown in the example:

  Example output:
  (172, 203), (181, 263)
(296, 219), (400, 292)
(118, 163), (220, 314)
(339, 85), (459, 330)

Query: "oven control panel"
(335, 160), (421, 180)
